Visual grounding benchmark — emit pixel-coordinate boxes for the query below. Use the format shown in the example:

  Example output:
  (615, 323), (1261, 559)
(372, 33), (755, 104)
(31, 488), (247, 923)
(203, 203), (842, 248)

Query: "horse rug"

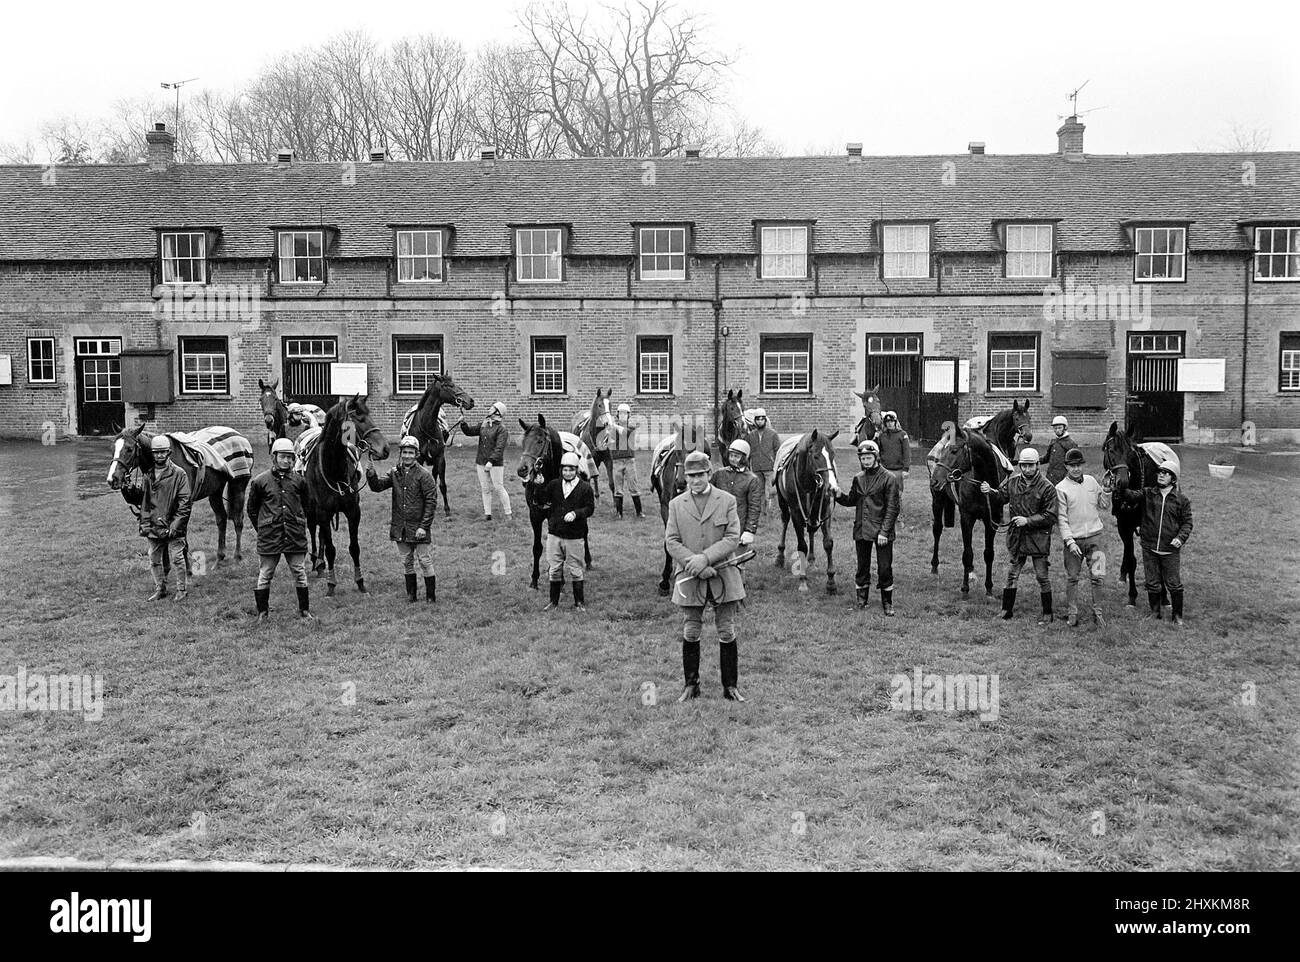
(400, 404), (454, 443)
(293, 428), (362, 484)
(166, 427), (253, 495)
(557, 431), (597, 481)
(772, 434), (803, 476)
(1138, 442), (1179, 477)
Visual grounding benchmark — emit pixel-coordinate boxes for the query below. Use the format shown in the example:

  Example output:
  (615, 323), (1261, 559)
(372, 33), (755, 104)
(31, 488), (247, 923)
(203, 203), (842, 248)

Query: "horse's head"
(1011, 398), (1033, 446)
(517, 417), (552, 482)
(854, 383), (884, 440)
(425, 370), (475, 412)
(1102, 419), (1141, 490)
(346, 394), (390, 460)
(106, 422), (149, 489)
(959, 428), (1000, 484)
(799, 429), (841, 491)
(258, 378), (285, 428)
(718, 389), (745, 446)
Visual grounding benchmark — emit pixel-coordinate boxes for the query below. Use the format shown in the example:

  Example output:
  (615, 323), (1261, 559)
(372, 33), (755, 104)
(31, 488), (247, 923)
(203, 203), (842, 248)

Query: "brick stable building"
(0, 119), (1297, 447)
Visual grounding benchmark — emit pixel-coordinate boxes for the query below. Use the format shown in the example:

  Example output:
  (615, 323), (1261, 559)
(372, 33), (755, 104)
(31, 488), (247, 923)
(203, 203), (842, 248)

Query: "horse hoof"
(798, 582), (809, 593)
(961, 585), (970, 595)
(326, 585), (337, 597)
(356, 581), (367, 593)
(530, 581), (539, 591)
(930, 564), (939, 574)
(658, 585), (670, 597)
(826, 585), (838, 596)
(985, 589), (994, 598)
(773, 556), (785, 569)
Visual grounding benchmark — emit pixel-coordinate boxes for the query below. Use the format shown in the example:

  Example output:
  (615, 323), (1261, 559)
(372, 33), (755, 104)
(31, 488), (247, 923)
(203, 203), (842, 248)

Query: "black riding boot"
(544, 580), (562, 611)
(632, 496), (644, 518)
(721, 642), (744, 701)
(254, 587), (270, 621)
(1170, 590), (1184, 626)
(1038, 591), (1054, 625)
(573, 581), (586, 611)
(1148, 592), (1163, 619)
(296, 586), (313, 619)
(882, 589), (895, 617)
(1001, 588), (1016, 620)
(856, 588), (869, 609)
(678, 641), (701, 701)
(424, 576), (436, 603)
(405, 573), (418, 603)
(614, 495), (624, 517)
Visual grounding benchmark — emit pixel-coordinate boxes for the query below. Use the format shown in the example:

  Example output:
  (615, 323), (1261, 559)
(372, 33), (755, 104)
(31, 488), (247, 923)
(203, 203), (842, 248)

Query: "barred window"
(1281, 334), (1300, 391)
(396, 230), (444, 282)
(638, 336), (672, 393)
(639, 227), (686, 280)
(760, 226), (808, 279)
(516, 228), (563, 282)
(867, 335), (921, 355)
(179, 337), (228, 394)
(761, 335), (812, 393)
(27, 337), (55, 383)
(1255, 227), (1300, 281)
(161, 232), (207, 284)
(1134, 227), (1185, 281)
(394, 337), (443, 394)
(988, 333), (1039, 391)
(883, 224), (930, 278)
(532, 337), (566, 394)
(1005, 224), (1053, 278)
(278, 230), (325, 283)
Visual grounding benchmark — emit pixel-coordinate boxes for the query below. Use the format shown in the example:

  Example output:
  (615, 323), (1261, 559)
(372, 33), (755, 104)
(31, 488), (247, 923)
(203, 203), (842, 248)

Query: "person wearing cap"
(123, 433), (193, 602)
(834, 439), (902, 615)
(1055, 447), (1111, 627)
(1044, 416), (1081, 486)
(1114, 459), (1193, 626)
(876, 411), (911, 494)
(742, 409), (780, 518)
(366, 435), (439, 603)
(539, 450), (596, 611)
(607, 402), (644, 519)
(461, 401), (512, 521)
(665, 450), (747, 702)
(982, 446), (1059, 624)
(246, 437), (315, 621)
(711, 439), (764, 548)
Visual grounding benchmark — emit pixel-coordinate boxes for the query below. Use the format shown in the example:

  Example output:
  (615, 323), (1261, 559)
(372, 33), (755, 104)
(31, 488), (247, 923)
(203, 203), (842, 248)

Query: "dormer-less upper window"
(1134, 226), (1185, 282)
(278, 230), (325, 283)
(1254, 226), (1300, 281)
(161, 231), (207, 284)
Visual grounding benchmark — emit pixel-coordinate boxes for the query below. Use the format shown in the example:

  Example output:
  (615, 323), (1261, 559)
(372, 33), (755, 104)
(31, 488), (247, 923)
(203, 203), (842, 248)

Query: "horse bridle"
(786, 445), (835, 532)
(322, 414), (384, 497)
(523, 429), (553, 486)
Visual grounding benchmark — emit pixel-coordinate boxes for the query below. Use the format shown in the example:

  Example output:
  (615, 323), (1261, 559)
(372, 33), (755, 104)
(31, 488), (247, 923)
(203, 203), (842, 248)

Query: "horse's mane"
(319, 399), (351, 482)
(982, 408), (1017, 460)
(412, 377), (446, 446)
(963, 429), (1001, 484)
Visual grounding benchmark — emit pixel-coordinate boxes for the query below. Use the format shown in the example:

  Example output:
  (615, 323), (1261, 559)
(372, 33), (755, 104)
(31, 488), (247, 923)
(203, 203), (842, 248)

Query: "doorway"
(1125, 332), (1184, 442)
(75, 337), (124, 435)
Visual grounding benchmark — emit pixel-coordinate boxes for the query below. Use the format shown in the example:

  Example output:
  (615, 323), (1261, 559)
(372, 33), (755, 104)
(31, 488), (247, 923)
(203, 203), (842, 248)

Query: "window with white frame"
(278, 230), (325, 283)
(396, 230), (444, 282)
(394, 336), (443, 394)
(760, 226), (808, 279)
(1255, 227), (1300, 281)
(161, 232), (207, 284)
(639, 227), (686, 280)
(637, 336), (672, 393)
(883, 224), (931, 278)
(867, 335), (921, 355)
(532, 337), (566, 393)
(1129, 332), (1183, 354)
(1281, 334), (1300, 391)
(761, 335), (812, 392)
(27, 337), (55, 383)
(1134, 226), (1186, 281)
(179, 337), (229, 394)
(988, 333), (1039, 391)
(1005, 224), (1053, 278)
(516, 228), (563, 282)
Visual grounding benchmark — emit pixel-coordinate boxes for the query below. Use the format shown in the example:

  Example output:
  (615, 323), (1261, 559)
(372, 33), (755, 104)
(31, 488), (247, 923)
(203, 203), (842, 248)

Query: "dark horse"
(403, 371), (475, 516)
(304, 396), (390, 595)
(107, 422), (251, 562)
(713, 389), (746, 464)
(1102, 420), (1166, 608)
(517, 415), (592, 590)
(774, 430), (841, 594)
(649, 425), (690, 596)
(258, 379), (290, 453)
(930, 400), (1033, 595)
(853, 383), (884, 444)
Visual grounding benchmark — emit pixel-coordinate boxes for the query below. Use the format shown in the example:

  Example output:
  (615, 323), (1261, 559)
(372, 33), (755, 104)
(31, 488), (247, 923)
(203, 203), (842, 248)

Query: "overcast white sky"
(1, 0), (1296, 156)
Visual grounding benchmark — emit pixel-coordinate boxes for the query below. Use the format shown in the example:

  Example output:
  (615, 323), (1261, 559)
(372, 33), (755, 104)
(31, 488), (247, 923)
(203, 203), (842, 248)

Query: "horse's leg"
(229, 478), (246, 560)
(794, 517), (811, 593)
(659, 545), (673, 597)
(322, 515), (338, 596)
(775, 497), (789, 569)
(348, 501), (365, 593)
(530, 514), (542, 590)
(960, 512), (975, 595)
(584, 534), (592, 570)
(931, 498), (943, 573)
(209, 489), (228, 563)
(983, 517), (997, 597)
(1121, 520), (1137, 606)
(823, 518), (836, 595)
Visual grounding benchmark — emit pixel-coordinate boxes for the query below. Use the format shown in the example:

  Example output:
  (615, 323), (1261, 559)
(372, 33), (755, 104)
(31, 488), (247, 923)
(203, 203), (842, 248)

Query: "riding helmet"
(1018, 447), (1041, 464)
(271, 438), (295, 455)
(399, 435), (420, 451)
(150, 435), (172, 452)
(560, 451), (581, 469)
(857, 439), (880, 456)
(1064, 448), (1085, 465)
(728, 439), (751, 459)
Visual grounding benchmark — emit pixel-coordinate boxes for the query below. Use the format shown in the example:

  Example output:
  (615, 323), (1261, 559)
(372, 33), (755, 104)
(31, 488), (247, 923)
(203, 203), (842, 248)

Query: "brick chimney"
(684, 145), (702, 165)
(480, 146), (497, 168)
(968, 141), (986, 155)
(369, 148), (387, 162)
(1056, 115), (1085, 156)
(145, 123), (175, 170)
(846, 143), (863, 163)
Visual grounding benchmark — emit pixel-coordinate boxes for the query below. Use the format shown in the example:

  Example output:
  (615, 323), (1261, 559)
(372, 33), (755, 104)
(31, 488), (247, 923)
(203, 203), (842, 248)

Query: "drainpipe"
(713, 259), (722, 436)
(1241, 254), (1251, 427)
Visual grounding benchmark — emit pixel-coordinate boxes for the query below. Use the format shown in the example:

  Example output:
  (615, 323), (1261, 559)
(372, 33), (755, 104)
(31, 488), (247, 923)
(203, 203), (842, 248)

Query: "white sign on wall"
(330, 363), (369, 396)
(0, 354), (11, 386)
(921, 359), (971, 394)
(958, 360), (970, 394)
(1176, 358), (1226, 392)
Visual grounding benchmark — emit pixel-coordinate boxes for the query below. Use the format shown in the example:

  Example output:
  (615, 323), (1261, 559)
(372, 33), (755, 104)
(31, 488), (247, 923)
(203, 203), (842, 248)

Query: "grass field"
(1, 439), (1297, 870)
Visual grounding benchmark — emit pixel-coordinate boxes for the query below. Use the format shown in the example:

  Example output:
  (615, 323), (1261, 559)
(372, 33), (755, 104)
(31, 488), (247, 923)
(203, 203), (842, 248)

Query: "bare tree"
(468, 43), (564, 158)
(1221, 121), (1272, 153)
(384, 35), (474, 160)
(39, 117), (101, 165)
(0, 139), (37, 164)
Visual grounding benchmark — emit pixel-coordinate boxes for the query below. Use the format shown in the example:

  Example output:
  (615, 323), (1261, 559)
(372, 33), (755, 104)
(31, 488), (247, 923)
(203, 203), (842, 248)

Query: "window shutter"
(1051, 351), (1108, 408)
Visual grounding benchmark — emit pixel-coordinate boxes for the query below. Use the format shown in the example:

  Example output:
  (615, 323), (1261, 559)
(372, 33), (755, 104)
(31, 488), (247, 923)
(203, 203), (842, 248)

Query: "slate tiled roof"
(0, 152), (1297, 261)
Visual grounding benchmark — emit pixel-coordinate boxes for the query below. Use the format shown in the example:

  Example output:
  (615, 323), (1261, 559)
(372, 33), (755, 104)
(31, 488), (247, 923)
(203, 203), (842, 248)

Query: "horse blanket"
(651, 434), (680, 481)
(290, 403), (327, 430)
(400, 404), (455, 443)
(557, 431), (597, 481)
(1138, 442), (1179, 477)
(773, 434), (803, 476)
(167, 427), (253, 482)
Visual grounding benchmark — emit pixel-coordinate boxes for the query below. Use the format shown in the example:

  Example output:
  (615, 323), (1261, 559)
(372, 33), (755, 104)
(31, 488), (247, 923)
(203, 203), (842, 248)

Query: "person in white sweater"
(1056, 448), (1111, 627)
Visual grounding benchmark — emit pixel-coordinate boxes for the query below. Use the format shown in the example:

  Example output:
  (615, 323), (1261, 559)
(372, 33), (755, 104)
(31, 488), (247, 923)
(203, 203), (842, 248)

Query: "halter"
(522, 428), (554, 487)
(948, 441), (1010, 532)
(321, 413), (381, 497)
(785, 443), (835, 533)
